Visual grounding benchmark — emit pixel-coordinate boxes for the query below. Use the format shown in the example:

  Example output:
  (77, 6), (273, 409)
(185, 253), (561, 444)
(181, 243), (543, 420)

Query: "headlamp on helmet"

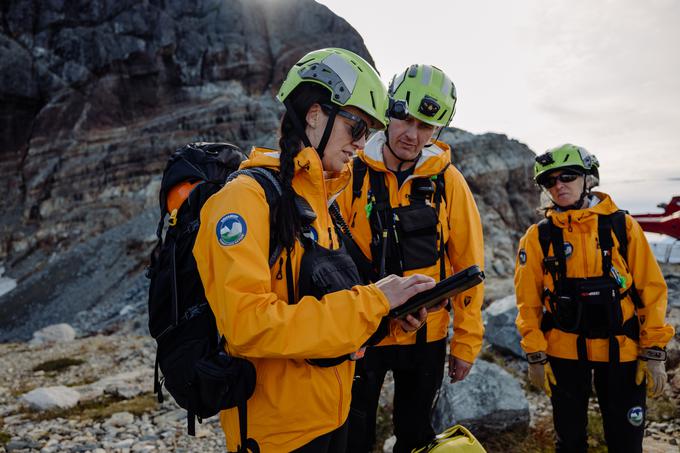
(535, 153), (555, 167)
(418, 95), (440, 117)
(387, 98), (409, 121)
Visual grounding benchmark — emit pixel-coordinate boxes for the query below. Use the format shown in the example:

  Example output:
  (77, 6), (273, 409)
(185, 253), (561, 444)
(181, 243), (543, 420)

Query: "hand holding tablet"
(387, 265), (485, 319)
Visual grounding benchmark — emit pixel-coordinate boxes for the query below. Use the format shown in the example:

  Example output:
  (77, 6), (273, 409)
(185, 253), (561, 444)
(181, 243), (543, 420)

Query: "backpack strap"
(537, 218), (553, 264)
(367, 167), (392, 278)
(329, 201), (376, 283)
(609, 210), (644, 309)
(538, 218), (562, 283)
(352, 156), (368, 202)
(433, 169), (448, 282)
(610, 210), (629, 259)
(233, 398), (260, 453)
(598, 214), (615, 276)
(228, 168), (283, 267)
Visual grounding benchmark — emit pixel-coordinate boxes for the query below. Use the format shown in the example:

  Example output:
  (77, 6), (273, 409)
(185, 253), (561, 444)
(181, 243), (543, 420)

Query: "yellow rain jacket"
(193, 147), (391, 451)
(515, 192), (674, 362)
(336, 132), (485, 363)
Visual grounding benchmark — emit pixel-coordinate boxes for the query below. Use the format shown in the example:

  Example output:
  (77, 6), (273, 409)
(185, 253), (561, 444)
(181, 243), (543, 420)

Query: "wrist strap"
(526, 351), (548, 364)
(639, 347), (666, 361)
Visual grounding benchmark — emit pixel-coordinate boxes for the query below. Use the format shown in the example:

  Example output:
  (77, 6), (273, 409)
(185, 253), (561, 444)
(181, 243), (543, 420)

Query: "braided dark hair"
(276, 83), (331, 251)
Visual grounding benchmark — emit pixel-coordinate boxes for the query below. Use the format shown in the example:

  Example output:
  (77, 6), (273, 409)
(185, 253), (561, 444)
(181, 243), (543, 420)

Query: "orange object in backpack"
(167, 181), (201, 226)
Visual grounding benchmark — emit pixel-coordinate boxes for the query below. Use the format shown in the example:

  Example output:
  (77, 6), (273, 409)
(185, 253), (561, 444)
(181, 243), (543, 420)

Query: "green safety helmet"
(276, 48), (388, 129)
(534, 143), (600, 185)
(387, 64), (457, 127)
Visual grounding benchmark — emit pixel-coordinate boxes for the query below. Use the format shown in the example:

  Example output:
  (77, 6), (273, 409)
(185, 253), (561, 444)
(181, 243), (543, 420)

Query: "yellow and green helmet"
(276, 48), (388, 129)
(534, 144), (600, 184)
(387, 64), (457, 127)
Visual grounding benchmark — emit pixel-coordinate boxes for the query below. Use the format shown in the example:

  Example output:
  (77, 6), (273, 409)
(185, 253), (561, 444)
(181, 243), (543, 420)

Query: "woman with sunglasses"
(514, 144), (673, 452)
(193, 48), (436, 453)
(335, 64), (484, 453)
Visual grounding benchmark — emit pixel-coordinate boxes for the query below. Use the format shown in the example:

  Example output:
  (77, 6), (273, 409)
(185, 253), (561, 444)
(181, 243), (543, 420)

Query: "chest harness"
(273, 189), (364, 368)
(538, 210), (644, 364)
(332, 156), (450, 345)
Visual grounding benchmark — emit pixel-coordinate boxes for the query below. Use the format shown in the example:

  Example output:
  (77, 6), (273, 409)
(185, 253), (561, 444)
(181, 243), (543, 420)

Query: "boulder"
(20, 385), (80, 411)
(482, 295), (524, 357)
(432, 359), (529, 437)
(106, 411), (134, 427)
(30, 323), (76, 345)
(74, 369), (151, 401)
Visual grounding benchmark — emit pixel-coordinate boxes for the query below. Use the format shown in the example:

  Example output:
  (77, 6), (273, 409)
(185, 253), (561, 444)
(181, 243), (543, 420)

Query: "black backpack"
(147, 142), (281, 452)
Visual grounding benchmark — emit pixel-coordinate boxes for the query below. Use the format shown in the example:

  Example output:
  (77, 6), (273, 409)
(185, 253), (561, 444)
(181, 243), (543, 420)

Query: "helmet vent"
(437, 109), (447, 121)
(370, 91), (376, 109)
(405, 91), (411, 103)
(563, 154), (570, 162)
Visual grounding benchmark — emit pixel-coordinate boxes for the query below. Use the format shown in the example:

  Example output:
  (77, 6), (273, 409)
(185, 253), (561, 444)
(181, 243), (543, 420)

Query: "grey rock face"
(441, 129), (540, 278)
(666, 274), (680, 308)
(0, 0), (372, 340)
(483, 295), (524, 357)
(20, 385), (80, 411)
(432, 359), (529, 437)
(0, 0), (374, 263)
(0, 0), (539, 341)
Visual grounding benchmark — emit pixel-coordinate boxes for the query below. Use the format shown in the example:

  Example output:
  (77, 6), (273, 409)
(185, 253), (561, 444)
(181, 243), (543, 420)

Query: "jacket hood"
(357, 131), (452, 177)
(547, 192), (620, 228)
(241, 146), (351, 202)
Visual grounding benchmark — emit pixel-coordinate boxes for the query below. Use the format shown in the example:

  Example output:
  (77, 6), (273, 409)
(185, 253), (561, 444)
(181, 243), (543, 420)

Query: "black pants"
(292, 420), (348, 453)
(347, 339), (446, 453)
(548, 357), (646, 453)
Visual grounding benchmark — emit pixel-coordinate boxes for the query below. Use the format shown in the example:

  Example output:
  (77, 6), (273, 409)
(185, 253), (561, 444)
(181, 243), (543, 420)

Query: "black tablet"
(387, 265), (485, 319)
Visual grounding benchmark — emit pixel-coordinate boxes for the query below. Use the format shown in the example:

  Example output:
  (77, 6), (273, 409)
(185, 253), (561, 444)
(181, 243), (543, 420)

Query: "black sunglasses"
(321, 104), (370, 141)
(540, 172), (582, 189)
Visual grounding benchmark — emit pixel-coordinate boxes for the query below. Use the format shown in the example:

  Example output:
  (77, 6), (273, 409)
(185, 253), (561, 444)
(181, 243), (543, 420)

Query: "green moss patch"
(646, 396), (678, 422)
(0, 430), (11, 447)
(32, 357), (85, 373)
(479, 417), (554, 453)
(26, 393), (158, 422)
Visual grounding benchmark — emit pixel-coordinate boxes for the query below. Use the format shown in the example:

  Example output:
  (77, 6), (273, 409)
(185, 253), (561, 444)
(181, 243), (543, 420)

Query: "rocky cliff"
(0, 0), (540, 341)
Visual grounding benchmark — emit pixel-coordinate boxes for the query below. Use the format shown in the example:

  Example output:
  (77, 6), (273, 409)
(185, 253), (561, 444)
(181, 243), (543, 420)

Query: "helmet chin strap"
(283, 99), (337, 159)
(384, 129), (421, 172)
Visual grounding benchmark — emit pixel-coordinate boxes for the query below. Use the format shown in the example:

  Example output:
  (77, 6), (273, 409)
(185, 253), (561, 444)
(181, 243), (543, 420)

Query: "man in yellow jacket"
(515, 144), (674, 453)
(336, 64), (485, 453)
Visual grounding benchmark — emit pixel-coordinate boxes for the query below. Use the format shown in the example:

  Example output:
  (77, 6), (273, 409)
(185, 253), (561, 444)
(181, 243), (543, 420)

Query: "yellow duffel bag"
(412, 425), (486, 453)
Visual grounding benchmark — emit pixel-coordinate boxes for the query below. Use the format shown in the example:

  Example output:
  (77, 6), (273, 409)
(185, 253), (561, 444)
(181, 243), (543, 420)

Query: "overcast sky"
(317, 0), (679, 211)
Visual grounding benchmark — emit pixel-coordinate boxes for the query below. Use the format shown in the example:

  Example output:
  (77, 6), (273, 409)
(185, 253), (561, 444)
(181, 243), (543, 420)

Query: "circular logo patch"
(216, 213), (247, 246)
(302, 226), (318, 242)
(564, 241), (574, 259)
(627, 406), (644, 427)
(518, 249), (527, 265)
(309, 226), (318, 242)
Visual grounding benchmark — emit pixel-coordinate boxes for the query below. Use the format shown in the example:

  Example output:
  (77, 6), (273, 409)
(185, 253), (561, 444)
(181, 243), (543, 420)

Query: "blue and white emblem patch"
(216, 213), (247, 246)
(564, 241), (574, 259)
(302, 226), (319, 242)
(309, 226), (318, 242)
(627, 406), (644, 427)
(518, 249), (527, 265)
